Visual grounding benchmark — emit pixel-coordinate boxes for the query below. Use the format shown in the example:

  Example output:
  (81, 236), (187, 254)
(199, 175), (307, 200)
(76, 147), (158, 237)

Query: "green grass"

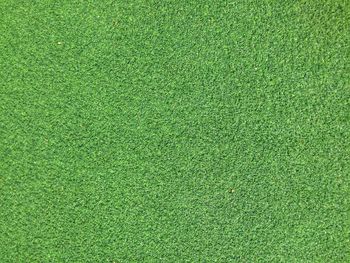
(0, 0), (349, 262)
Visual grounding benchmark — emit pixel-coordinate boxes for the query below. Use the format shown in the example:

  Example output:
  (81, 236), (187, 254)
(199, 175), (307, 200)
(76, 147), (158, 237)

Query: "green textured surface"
(0, 0), (349, 262)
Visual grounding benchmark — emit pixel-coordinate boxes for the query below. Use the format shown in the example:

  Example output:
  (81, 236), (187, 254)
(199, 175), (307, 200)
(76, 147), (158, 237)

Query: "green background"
(0, 0), (349, 262)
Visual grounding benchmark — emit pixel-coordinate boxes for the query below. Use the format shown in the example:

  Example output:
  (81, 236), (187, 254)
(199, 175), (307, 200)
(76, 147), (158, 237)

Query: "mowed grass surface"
(0, 0), (349, 262)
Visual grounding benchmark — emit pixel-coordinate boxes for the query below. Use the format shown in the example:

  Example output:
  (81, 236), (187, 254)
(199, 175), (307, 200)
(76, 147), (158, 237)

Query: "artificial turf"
(0, 0), (349, 262)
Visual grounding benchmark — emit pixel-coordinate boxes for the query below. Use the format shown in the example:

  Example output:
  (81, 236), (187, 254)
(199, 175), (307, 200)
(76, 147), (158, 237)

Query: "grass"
(0, 0), (349, 262)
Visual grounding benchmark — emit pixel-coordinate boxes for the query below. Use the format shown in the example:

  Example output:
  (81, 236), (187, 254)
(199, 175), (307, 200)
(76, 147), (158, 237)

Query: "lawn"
(0, 0), (349, 262)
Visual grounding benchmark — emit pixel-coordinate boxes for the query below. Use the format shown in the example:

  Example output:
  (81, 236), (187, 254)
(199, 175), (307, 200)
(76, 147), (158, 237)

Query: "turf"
(0, 0), (349, 262)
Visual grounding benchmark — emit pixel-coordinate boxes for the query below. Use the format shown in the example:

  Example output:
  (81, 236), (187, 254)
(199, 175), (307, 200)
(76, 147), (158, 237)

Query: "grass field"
(0, 0), (349, 262)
